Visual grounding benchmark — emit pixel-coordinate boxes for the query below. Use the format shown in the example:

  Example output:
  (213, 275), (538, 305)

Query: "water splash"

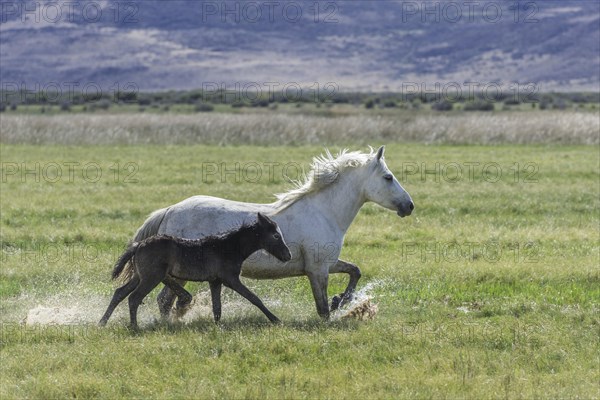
(173, 289), (285, 324)
(25, 305), (91, 325)
(13, 288), (160, 327)
(331, 280), (381, 321)
(16, 281), (381, 326)
(171, 290), (212, 324)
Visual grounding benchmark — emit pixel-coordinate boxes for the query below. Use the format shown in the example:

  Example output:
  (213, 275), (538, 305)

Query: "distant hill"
(1, 0), (598, 93)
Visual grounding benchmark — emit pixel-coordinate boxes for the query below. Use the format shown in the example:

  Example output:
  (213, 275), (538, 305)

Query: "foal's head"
(256, 213), (292, 262)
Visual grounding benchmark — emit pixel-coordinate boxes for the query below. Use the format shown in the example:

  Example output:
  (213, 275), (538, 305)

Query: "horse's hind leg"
(329, 259), (361, 311)
(224, 277), (279, 323)
(163, 276), (193, 318)
(99, 276), (140, 326)
(157, 282), (184, 318)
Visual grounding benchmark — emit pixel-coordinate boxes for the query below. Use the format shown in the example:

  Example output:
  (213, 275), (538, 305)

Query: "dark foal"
(99, 213), (291, 329)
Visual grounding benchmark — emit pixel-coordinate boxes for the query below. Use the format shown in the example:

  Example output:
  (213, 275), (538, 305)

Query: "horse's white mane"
(274, 147), (378, 210)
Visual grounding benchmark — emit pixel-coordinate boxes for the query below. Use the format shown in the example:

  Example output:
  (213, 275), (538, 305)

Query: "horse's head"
(256, 212), (292, 262)
(363, 146), (414, 217)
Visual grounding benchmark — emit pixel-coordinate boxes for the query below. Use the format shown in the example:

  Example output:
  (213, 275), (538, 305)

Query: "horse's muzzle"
(397, 201), (414, 218)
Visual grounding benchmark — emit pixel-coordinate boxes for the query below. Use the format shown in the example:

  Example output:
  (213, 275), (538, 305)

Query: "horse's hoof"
(331, 295), (342, 311)
(331, 292), (354, 311)
(174, 298), (194, 319)
(339, 292), (354, 308)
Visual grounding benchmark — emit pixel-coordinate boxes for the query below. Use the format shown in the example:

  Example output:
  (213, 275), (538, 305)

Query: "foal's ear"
(376, 145), (385, 162)
(257, 212), (275, 227)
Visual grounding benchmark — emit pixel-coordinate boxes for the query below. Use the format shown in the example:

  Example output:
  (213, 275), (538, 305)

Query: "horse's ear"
(376, 145), (385, 162)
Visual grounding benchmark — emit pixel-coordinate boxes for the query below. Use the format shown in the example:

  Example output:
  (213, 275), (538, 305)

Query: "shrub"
(552, 100), (567, 110)
(97, 99), (111, 110)
(364, 99), (375, 109)
(251, 99), (269, 108)
(116, 91), (137, 103)
(464, 101), (494, 111)
(60, 102), (71, 112)
(431, 101), (453, 111)
(195, 102), (214, 112)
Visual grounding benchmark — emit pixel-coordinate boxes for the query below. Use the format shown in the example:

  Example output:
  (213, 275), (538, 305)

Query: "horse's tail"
(118, 207), (169, 283)
(111, 242), (139, 280)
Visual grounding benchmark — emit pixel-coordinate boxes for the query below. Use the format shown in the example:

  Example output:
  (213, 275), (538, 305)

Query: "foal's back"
(133, 234), (242, 282)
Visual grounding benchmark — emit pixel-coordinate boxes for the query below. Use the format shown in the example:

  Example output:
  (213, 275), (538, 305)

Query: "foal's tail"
(117, 206), (169, 283)
(111, 242), (139, 280)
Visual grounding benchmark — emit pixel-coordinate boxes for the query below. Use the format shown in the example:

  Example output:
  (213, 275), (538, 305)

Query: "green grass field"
(1, 143), (598, 399)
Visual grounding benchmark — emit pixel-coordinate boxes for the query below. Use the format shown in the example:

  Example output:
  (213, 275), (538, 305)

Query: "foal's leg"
(224, 277), (279, 323)
(163, 276), (193, 318)
(209, 280), (222, 322)
(127, 274), (164, 329)
(329, 259), (362, 311)
(99, 276), (140, 326)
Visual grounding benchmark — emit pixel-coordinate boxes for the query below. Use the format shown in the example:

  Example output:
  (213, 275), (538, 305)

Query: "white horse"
(127, 146), (413, 319)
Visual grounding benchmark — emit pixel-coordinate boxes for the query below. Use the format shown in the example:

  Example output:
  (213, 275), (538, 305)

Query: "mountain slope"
(1, 0), (598, 91)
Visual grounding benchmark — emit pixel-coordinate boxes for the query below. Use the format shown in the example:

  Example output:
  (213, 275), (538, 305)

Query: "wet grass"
(0, 143), (598, 399)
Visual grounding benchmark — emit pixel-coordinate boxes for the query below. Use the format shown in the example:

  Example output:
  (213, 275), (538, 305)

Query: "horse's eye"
(384, 174), (393, 181)
(273, 233), (280, 240)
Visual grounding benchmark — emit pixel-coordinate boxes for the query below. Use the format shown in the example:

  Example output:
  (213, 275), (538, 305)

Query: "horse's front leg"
(329, 259), (362, 311)
(157, 279), (187, 318)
